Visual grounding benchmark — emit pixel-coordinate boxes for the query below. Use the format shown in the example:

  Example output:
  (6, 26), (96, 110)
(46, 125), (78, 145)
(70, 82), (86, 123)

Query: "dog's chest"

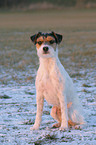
(36, 58), (64, 106)
(42, 72), (60, 106)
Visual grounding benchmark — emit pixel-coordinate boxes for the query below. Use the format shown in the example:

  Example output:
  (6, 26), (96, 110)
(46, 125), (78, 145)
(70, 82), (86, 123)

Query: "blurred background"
(0, 0), (96, 145)
(0, 0), (96, 9)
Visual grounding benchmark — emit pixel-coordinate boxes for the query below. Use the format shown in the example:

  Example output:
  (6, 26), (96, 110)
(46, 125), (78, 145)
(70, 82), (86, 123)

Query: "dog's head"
(30, 32), (62, 58)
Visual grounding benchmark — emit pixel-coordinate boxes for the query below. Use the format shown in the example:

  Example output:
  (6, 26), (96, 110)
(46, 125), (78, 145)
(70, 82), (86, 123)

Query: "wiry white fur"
(30, 44), (85, 130)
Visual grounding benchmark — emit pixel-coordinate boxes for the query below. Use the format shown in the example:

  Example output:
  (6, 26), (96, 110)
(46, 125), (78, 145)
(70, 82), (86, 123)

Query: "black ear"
(30, 32), (42, 44)
(30, 34), (37, 44)
(51, 31), (63, 44)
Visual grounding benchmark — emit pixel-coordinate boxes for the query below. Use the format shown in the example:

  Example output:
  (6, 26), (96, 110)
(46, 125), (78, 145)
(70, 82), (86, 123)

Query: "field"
(0, 9), (96, 144)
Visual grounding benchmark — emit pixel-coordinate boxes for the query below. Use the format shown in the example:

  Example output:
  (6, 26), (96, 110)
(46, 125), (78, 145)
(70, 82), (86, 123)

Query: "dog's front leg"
(59, 93), (68, 130)
(30, 92), (44, 130)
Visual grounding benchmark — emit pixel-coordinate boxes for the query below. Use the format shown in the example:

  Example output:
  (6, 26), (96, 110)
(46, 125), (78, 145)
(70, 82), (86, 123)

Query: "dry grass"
(0, 9), (96, 31)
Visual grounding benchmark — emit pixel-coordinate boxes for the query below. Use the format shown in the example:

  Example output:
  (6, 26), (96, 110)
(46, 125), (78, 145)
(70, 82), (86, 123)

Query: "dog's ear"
(51, 31), (63, 44)
(30, 32), (42, 44)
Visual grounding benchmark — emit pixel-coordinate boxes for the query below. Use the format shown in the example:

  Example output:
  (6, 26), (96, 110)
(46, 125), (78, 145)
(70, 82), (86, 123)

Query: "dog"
(30, 31), (85, 130)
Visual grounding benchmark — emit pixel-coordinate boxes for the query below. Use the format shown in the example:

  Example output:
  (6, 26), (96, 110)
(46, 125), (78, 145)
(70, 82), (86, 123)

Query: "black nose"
(43, 46), (49, 52)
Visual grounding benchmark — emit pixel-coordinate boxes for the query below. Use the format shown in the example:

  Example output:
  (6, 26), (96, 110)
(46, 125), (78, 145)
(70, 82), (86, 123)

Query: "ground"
(0, 8), (96, 145)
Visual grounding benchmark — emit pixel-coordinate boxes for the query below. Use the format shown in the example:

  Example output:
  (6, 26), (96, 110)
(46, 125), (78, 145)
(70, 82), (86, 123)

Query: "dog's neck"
(38, 47), (60, 75)
(39, 56), (59, 74)
(40, 57), (57, 66)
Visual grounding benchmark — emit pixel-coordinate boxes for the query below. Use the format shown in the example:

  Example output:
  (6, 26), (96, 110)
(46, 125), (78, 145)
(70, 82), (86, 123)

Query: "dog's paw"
(30, 125), (39, 130)
(74, 125), (82, 130)
(59, 122), (68, 131)
(59, 126), (68, 131)
(52, 123), (61, 128)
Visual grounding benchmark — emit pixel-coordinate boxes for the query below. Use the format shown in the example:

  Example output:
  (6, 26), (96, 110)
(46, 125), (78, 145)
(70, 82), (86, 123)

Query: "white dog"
(30, 31), (85, 130)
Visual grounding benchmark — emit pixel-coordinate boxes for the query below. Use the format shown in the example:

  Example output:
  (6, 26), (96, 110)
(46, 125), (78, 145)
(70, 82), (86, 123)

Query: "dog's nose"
(43, 46), (49, 52)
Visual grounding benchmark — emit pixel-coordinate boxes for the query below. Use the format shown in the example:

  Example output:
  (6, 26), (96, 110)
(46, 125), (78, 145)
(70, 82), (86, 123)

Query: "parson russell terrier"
(30, 32), (85, 130)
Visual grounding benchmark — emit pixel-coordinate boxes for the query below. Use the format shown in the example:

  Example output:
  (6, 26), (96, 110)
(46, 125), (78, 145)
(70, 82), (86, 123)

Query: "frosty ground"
(0, 9), (96, 144)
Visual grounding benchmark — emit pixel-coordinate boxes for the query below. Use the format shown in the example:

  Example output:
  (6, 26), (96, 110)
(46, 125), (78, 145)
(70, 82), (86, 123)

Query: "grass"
(0, 9), (96, 31)
(0, 8), (96, 85)
(0, 95), (11, 99)
(31, 133), (58, 145)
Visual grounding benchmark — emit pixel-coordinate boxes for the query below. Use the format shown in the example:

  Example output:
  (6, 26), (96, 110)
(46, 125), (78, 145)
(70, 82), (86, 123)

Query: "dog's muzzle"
(43, 46), (49, 53)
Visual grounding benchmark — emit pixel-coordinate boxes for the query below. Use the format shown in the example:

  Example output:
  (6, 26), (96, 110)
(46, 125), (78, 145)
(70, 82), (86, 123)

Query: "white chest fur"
(36, 57), (69, 106)
(42, 71), (60, 106)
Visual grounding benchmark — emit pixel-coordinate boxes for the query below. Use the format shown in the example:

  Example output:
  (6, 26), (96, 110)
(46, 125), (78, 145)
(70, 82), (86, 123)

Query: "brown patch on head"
(36, 43), (41, 50)
(30, 32), (62, 46)
(46, 36), (55, 42)
(36, 35), (56, 49)
(37, 36), (44, 42)
(36, 36), (44, 49)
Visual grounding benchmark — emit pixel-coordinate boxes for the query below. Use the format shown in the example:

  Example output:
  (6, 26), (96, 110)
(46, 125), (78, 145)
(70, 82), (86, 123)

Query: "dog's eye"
(49, 40), (55, 44)
(37, 41), (43, 45)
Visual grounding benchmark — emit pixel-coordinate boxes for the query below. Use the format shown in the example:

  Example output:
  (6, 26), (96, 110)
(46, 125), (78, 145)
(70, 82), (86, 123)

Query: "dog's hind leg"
(50, 106), (61, 128)
(51, 102), (79, 128)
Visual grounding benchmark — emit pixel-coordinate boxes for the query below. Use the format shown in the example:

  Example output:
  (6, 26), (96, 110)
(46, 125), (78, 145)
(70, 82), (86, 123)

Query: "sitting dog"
(30, 31), (85, 130)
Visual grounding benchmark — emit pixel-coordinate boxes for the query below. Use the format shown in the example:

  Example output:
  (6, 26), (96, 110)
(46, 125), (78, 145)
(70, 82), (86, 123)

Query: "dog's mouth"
(43, 51), (50, 54)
